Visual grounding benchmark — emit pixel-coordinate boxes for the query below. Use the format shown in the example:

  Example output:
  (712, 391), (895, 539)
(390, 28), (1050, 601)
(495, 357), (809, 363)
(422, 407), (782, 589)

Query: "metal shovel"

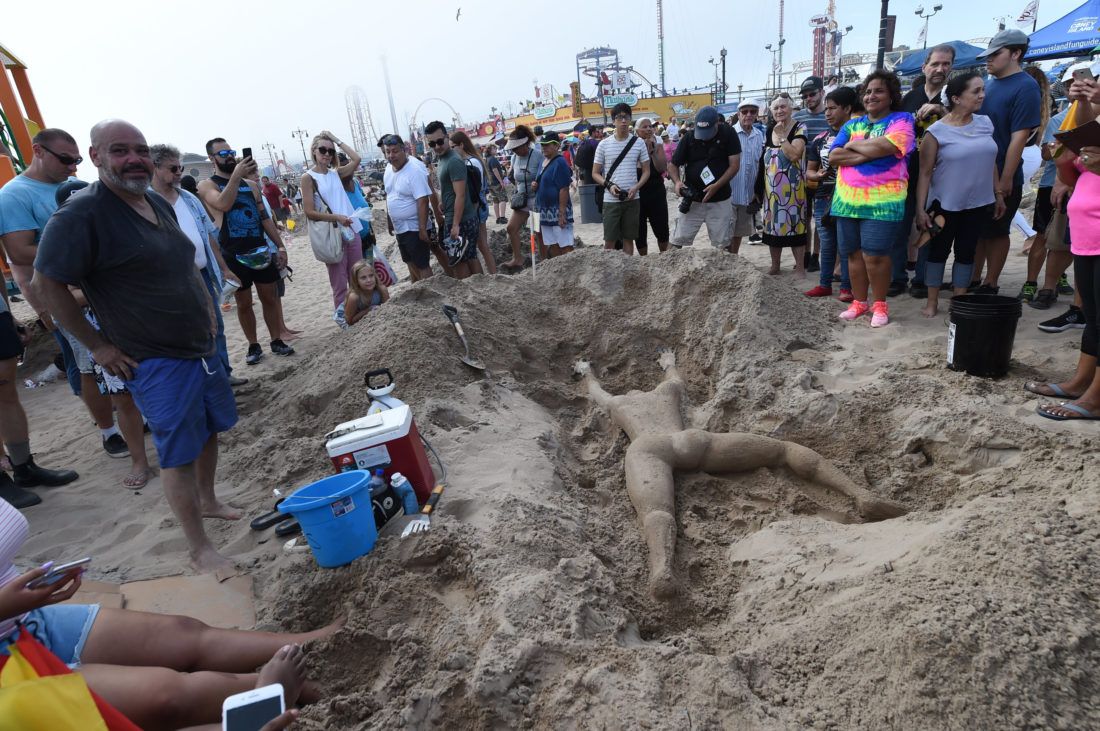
(401, 483), (445, 537)
(442, 305), (485, 370)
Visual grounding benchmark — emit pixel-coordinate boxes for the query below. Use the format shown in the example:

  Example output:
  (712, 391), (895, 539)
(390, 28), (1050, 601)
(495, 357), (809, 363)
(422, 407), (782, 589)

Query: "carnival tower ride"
(0, 41), (44, 186)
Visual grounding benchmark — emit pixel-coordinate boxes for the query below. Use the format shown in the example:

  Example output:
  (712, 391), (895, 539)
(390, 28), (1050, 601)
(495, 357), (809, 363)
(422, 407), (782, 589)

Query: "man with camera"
(668, 105), (741, 249)
(592, 103), (651, 255)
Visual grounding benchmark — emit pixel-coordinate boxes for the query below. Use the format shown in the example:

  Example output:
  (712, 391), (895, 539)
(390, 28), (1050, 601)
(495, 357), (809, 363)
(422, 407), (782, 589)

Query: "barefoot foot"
(920, 304), (938, 318)
(257, 645), (308, 706)
(191, 546), (235, 576)
(202, 500), (243, 520)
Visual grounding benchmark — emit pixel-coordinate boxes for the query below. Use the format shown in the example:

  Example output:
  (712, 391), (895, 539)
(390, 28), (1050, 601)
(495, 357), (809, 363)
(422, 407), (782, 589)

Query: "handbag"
(510, 151), (537, 210)
(306, 172), (345, 264)
(1045, 208), (1069, 249)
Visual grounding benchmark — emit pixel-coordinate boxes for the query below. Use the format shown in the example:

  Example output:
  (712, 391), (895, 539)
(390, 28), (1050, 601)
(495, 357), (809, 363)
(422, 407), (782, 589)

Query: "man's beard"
(215, 158), (237, 174)
(102, 164), (151, 195)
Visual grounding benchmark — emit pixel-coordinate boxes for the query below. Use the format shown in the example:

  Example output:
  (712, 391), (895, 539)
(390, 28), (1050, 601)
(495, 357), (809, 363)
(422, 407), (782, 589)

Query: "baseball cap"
(693, 105), (721, 141)
(539, 131), (562, 145)
(800, 76), (824, 94)
(978, 28), (1029, 58)
(54, 178), (89, 207)
(738, 98), (762, 111)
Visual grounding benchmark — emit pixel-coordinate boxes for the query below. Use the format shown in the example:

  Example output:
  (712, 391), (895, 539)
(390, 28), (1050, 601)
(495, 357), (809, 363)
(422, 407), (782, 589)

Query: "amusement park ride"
(0, 41), (42, 187)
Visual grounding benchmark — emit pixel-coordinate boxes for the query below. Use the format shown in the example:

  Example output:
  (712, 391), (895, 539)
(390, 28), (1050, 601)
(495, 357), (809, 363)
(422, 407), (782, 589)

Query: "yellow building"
(506, 92), (713, 134)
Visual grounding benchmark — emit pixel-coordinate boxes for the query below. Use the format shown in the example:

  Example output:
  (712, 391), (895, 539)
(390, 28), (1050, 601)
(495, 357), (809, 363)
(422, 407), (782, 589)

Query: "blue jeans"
(52, 329), (81, 395)
(890, 194), (928, 286)
(815, 203), (850, 290)
(200, 267), (232, 377)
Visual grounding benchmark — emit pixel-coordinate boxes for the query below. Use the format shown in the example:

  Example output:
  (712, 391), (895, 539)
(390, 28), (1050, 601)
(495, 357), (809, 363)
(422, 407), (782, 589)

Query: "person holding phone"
(0, 495), (341, 730)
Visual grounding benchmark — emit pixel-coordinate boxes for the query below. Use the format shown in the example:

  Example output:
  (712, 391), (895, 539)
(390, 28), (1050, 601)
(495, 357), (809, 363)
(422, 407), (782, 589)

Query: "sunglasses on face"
(382, 136), (401, 146)
(163, 164), (183, 174)
(316, 146), (335, 155)
(214, 149), (236, 158)
(39, 144), (82, 166)
(427, 138), (447, 148)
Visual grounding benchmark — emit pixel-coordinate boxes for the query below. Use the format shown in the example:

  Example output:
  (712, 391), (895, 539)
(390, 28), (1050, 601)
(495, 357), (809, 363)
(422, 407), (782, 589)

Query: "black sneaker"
(1017, 281), (1038, 302)
(102, 433), (129, 459)
(887, 281), (907, 297)
(1029, 288), (1057, 310)
(966, 280), (981, 293)
(245, 343), (264, 365)
(270, 339), (295, 356)
(806, 253), (820, 273)
(748, 233), (763, 243)
(1038, 306), (1086, 333)
(1057, 274), (1074, 296)
(496, 216), (507, 225)
(974, 284), (999, 295)
(909, 282), (928, 299)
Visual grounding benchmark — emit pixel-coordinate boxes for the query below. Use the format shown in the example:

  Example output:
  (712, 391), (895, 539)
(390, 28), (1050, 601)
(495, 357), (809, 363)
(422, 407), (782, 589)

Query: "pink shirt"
(1068, 160), (1100, 256)
(0, 499), (30, 638)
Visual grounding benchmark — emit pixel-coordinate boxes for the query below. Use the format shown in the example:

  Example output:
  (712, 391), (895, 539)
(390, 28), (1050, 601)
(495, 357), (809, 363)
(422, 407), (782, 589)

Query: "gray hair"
(150, 143), (181, 166)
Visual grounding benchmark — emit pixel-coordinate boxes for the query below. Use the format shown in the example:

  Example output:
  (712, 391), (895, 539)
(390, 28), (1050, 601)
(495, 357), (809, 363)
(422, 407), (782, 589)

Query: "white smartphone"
(222, 683), (284, 731)
(26, 557), (91, 589)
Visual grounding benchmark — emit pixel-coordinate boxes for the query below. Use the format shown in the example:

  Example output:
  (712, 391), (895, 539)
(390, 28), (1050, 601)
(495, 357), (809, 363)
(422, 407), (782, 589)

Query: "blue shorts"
(836, 217), (904, 258)
(1, 604), (100, 667)
(125, 356), (238, 468)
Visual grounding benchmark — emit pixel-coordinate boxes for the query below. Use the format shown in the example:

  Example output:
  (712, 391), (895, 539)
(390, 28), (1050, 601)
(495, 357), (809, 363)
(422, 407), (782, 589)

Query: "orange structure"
(0, 41), (44, 188)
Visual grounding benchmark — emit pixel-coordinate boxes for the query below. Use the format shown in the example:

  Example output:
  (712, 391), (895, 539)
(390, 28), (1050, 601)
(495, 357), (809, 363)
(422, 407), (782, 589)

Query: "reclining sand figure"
(575, 349), (906, 598)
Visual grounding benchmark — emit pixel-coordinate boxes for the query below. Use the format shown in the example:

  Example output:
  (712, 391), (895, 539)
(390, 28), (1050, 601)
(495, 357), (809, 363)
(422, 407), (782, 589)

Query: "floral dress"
(758, 121), (809, 248)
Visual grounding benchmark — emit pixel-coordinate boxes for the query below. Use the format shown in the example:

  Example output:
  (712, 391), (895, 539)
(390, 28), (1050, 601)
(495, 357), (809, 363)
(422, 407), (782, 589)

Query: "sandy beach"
(9, 192), (1099, 729)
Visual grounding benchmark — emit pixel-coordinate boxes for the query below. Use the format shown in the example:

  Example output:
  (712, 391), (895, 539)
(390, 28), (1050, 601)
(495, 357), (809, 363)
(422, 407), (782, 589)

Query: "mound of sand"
(213, 249), (1098, 729)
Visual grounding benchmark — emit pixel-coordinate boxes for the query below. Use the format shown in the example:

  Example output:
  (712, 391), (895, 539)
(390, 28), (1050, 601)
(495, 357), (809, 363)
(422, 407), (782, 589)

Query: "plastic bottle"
(369, 468), (387, 496)
(390, 472), (420, 515)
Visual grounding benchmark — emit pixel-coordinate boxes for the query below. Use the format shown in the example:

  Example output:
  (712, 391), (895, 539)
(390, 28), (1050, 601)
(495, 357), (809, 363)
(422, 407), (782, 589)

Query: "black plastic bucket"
(947, 294), (1022, 378)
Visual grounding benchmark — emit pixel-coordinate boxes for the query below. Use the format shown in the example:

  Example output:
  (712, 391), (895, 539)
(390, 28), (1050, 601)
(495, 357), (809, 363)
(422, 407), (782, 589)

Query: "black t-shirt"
(901, 85), (943, 190)
(211, 175), (269, 257)
(486, 155), (504, 186)
(671, 125), (741, 202)
(34, 182), (215, 361)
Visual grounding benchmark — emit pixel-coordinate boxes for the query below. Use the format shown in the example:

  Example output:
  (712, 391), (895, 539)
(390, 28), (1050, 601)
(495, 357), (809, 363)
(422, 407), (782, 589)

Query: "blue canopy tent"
(1026, 0), (1100, 60)
(894, 41), (987, 76)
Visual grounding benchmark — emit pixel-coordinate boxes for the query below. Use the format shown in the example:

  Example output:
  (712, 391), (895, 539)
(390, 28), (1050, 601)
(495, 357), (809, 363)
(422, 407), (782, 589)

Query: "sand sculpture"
(575, 349), (907, 598)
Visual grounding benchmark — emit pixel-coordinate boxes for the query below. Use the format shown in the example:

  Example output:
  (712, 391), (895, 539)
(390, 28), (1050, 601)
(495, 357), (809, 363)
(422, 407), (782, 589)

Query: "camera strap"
(603, 135), (638, 190)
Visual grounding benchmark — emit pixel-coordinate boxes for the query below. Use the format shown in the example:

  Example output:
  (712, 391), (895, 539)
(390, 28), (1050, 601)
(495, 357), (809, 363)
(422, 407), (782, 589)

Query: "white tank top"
(307, 169), (363, 234)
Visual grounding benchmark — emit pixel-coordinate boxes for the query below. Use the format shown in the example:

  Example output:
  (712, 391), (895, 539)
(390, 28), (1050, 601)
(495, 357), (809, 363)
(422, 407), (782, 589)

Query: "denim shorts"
(0, 603), (100, 667)
(836, 216), (904, 257)
(125, 356), (238, 468)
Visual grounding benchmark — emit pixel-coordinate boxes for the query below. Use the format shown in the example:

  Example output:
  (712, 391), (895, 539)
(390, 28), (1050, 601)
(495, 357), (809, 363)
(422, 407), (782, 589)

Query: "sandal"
(250, 498), (288, 531)
(1037, 401), (1100, 421)
(123, 467), (155, 490)
(1024, 382), (1083, 399)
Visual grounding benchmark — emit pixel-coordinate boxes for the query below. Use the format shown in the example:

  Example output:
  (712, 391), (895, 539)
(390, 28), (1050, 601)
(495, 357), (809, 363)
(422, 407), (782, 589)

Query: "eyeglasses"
(800, 91), (820, 98)
(316, 146), (335, 155)
(163, 164), (183, 174)
(39, 144), (82, 166)
(214, 149), (236, 158)
(613, 114), (631, 121)
(427, 138), (447, 148)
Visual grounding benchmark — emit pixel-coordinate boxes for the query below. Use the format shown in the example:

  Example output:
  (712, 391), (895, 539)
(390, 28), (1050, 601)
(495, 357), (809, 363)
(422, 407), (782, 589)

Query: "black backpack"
(464, 159), (485, 214)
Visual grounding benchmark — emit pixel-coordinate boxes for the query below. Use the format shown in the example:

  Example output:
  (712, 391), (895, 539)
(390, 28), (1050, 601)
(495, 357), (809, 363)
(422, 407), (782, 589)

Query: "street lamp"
(835, 25), (853, 79)
(915, 4), (943, 49)
(765, 42), (784, 97)
(261, 142), (277, 178)
(291, 128), (309, 170)
(708, 55), (721, 103)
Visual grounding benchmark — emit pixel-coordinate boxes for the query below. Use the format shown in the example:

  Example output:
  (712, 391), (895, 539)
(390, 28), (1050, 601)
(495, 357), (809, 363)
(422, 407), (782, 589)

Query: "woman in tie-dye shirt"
(829, 71), (916, 328)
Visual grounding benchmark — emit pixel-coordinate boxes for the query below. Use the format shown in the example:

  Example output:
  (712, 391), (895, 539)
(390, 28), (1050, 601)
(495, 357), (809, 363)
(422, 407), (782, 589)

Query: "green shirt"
(436, 150), (477, 225)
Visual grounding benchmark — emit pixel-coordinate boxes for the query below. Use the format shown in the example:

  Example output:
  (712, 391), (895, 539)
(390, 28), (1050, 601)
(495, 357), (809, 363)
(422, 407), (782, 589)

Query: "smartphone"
(26, 557), (91, 589)
(222, 683), (284, 731)
(1073, 68), (1095, 83)
(241, 147), (253, 160)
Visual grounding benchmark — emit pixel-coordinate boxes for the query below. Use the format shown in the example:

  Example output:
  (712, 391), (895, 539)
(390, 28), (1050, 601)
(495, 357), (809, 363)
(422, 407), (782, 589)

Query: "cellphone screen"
(225, 696), (281, 731)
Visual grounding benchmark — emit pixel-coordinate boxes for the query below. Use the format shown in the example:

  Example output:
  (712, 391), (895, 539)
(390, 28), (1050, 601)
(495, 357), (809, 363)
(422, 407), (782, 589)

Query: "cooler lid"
(325, 405), (413, 453)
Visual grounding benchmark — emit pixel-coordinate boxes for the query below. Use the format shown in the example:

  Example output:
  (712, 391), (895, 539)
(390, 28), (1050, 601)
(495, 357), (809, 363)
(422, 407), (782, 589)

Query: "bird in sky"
(456, 7), (461, 20)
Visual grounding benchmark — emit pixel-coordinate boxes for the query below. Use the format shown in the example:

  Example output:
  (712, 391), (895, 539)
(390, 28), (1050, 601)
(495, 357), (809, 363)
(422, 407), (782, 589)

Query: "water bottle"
(390, 472), (420, 515)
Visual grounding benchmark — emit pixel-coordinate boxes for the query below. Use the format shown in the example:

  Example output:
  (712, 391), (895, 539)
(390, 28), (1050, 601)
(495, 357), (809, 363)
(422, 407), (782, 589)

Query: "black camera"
(678, 185), (699, 214)
(616, 189), (629, 202)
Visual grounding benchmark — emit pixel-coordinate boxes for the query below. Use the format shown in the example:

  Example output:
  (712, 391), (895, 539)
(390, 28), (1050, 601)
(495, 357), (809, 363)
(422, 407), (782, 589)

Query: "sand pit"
(196, 249), (1095, 729)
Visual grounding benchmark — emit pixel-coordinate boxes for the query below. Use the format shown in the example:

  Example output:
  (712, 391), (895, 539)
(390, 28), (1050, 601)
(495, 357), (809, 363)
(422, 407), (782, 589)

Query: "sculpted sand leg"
(576, 350), (905, 599)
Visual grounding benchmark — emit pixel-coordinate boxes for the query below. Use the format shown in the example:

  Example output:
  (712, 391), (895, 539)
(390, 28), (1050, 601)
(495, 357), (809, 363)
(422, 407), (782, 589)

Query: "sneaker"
(974, 283), (1000, 295)
(838, 300), (870, 321)
(870, 300), (890, 327)
(1038, 306), (1087, 333)
(838, 288), (854, 303)
(1057, 274), (1074, 296)
(102, 433), (129, 459)
(270, 339), (295, 356)
(245, 343), (264, 365)
(909, 282), (928, 299)
(1017, 281), (1038, 302)
(906, 260), (917, 272)
(966, 280), (981, 293)
(496, 216), (507, 225)
(748, 233), (763, 243)
(1029, 288), (1057, 310)
(886, 281), (906, 297)
(806, 253), (820, 273)
(228, 375), (249, 387)
(804, 285), (833, 297)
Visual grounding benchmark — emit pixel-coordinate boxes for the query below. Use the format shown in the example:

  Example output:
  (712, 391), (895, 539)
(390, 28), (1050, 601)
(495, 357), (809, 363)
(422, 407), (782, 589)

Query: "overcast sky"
(4, 0), (1088, 172)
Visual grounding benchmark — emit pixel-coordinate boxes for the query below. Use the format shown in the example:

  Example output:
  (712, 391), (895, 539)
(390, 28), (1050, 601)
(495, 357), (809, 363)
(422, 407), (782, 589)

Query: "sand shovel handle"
(442, 306), (468, 340)
(420, 483), (445, 515)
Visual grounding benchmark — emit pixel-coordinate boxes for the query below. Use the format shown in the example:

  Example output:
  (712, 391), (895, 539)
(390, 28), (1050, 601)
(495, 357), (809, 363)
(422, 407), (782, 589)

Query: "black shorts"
(223, 253), (281, 289)
(0, 312), (24, 361)
(980, 183), (1023, 238)
(1032, 186), (1053, 234)
(396, 230), (431, 270)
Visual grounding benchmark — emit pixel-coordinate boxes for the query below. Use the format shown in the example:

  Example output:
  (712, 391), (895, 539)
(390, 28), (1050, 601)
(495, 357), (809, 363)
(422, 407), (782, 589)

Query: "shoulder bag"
(510, 151), (537, 210)
(305, 171), (345, 264)
(602, 135), (639, 198)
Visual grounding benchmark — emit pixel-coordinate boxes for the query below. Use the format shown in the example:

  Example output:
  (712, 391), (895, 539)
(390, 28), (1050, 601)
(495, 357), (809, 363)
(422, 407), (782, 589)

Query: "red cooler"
(325, 405), (435, 504)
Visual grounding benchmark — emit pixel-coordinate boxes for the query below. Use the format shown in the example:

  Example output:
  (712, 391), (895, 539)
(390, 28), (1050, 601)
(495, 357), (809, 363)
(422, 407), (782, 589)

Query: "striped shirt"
(729, 124), (765, 206)
(0, 499), (30, 639)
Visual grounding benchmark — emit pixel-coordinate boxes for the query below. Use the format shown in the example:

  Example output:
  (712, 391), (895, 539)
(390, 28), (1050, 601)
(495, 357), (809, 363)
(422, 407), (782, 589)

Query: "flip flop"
(274, 517), (301, 537)
(1024, 381), (1081, 398)
(1037, 401), (1100, 421)
(123, 468), (154, 491)
(250, 498), (287, 531)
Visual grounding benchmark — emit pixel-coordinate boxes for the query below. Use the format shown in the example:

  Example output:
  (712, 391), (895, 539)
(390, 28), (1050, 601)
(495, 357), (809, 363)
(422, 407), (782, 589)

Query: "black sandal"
(274, 517), (301, 537)
(249, 498), (287, 531)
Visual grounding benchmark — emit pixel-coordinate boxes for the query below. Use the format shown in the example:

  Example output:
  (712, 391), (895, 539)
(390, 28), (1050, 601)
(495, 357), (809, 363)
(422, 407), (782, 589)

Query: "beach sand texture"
(10, 198), (1099, 729)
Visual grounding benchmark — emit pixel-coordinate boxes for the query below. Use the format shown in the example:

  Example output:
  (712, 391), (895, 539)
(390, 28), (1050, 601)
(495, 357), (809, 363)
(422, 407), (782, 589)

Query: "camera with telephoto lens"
(678, 185), (700, 214)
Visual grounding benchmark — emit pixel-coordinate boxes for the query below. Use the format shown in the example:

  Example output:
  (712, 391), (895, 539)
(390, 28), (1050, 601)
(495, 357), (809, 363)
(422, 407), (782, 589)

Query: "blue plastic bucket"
(278, 471), (377, 567)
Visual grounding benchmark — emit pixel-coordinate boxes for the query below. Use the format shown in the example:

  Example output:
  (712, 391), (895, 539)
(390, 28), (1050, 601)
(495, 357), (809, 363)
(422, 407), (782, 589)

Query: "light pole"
(720, 48), (727, 105)
(291, 128), (309, 170)
(262, 142), (277, 178)
(915, 4), (943, 49)
(765, 43), (783, 97)
(737, 82), (743, 102)
(835, 25), (853, 79)
(708, 55), (721, 103)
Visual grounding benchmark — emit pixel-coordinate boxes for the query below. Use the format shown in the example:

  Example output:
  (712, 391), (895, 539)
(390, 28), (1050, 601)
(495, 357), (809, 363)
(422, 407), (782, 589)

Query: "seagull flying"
(456, 7), (461, 20)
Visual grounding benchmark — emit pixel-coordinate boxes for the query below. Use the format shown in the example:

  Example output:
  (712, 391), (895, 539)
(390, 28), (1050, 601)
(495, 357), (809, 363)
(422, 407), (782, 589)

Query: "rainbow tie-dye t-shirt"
(830, 112), (916, 222)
